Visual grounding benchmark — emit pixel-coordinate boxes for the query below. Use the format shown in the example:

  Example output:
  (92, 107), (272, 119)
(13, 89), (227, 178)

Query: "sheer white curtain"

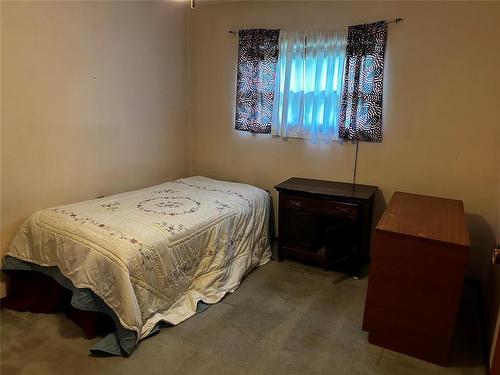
(271, 30), (347, 142)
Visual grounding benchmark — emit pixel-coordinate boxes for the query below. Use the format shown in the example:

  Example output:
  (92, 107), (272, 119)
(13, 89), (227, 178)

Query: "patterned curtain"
(339, 21), (387, 142)
(235, 29), (280, 134)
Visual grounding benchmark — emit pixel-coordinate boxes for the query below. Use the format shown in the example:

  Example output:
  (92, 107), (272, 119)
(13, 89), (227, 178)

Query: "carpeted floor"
(0, 259), (487, 375)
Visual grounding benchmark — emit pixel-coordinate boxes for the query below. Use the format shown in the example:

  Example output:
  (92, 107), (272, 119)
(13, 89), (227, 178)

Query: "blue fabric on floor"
(2, 256), (210, 357)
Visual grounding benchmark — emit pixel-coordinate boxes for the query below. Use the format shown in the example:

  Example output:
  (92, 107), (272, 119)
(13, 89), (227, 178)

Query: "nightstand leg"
(349, 246), (362, 279)
(278, 245), (285, 261)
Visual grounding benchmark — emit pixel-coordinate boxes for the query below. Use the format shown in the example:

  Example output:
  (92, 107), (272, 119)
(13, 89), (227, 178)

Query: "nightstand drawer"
(281, 194), (359, 219)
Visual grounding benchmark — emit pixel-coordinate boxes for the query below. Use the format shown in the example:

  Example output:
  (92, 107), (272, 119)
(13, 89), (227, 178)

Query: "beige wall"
(189, 1), (500, 280)
(1, 0), (189, 277)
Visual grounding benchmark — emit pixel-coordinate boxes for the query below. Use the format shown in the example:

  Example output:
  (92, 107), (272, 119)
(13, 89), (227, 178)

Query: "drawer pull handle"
(289, 200), (302, 207)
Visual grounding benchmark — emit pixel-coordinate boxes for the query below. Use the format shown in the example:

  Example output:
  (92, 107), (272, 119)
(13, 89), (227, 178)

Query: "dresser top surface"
(274, 177), (378, 200)
(377, 192), (470, 247)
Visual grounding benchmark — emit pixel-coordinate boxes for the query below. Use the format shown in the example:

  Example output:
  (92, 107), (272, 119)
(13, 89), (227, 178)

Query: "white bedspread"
(5, 176), (271, 340)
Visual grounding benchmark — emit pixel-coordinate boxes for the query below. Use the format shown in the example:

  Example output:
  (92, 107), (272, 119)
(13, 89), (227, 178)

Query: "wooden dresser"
(275, 178), (378, 275)
(362, 192), (470, 365)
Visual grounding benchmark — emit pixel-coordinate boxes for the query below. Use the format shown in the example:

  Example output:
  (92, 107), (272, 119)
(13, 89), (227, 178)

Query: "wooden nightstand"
(275, 177), (378, 276)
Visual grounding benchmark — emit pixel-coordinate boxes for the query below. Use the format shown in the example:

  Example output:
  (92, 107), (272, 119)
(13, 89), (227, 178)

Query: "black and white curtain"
(339, 21), (387, 142)
(235, 29), (280, 134)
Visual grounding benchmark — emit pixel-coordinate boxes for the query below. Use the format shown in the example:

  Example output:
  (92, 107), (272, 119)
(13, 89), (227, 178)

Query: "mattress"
(4, 176), (271, 352)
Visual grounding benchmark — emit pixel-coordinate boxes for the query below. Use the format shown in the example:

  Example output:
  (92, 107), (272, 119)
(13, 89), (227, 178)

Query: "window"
(271, 31), (347, 142)
(234, 22), (387, 143)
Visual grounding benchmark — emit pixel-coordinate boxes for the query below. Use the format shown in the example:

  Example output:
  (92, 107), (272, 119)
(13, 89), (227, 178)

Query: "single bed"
(3, 176), (271, 355)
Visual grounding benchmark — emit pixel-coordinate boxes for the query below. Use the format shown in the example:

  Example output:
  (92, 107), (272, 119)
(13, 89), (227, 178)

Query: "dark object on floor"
(363, 191), (470, 365)
(274, 177), (377, 276)
(1, 270), (114, 339)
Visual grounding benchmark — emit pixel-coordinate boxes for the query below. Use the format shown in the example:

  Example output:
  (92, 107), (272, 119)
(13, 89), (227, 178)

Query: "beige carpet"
(0, 259), (486, 375)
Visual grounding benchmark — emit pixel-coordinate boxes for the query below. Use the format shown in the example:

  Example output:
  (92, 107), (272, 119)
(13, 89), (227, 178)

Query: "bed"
(2, 176), (271, 355)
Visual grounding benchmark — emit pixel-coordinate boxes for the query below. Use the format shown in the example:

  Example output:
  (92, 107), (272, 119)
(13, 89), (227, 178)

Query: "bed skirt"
(1, 256), (210, 356)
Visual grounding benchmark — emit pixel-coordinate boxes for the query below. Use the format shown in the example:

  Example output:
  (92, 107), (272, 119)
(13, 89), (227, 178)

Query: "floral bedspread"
(5, 176), (271, 340)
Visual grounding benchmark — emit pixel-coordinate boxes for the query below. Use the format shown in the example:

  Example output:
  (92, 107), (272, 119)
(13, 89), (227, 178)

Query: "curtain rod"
(228, 18), (403, 34)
